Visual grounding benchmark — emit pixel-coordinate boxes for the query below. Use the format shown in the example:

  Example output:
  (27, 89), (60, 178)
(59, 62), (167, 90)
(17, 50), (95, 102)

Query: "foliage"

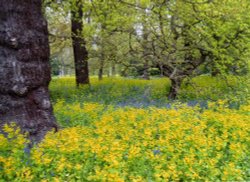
(45, 5), (73, 75)
(0, 102), (249, 181)
(44, 0), (250, 97)
(0, 124), (30, 181)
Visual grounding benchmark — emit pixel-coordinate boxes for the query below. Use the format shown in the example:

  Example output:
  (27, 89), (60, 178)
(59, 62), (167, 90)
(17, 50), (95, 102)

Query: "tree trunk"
(111, 63), (116, 76)
(160, 64), (164, 77)
(98, 59), (104, 80)
(98, 48), (105, 80)
(142, 59), (150, 80)
(211, 67), (220, 77)
(0, 0), (58, 143)
(168, 79), (182, 100)
(71, 0), (89, 86)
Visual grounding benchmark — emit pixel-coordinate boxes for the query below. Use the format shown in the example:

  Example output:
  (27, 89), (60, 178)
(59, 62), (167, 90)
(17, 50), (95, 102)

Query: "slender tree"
(71, 0), (90, 86)
(0, 0), (58, 143)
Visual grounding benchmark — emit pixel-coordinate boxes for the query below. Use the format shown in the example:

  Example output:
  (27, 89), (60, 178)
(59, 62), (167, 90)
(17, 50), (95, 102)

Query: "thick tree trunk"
(71, 0), (89, 86)
(168, 79), (182, 100)
(0, 0), (58, 143)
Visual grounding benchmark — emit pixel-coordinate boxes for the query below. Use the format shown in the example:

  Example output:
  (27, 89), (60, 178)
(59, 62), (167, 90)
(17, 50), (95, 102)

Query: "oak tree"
(0, 0), (58, 142)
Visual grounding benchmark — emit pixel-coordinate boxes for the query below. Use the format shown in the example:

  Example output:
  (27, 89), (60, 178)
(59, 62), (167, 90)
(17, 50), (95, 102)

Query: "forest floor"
(1, 75), (249, 181)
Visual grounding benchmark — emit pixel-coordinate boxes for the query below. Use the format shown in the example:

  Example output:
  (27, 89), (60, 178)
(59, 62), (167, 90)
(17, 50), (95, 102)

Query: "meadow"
(0, 76), (249, 181)
(49, 76), (248, 108)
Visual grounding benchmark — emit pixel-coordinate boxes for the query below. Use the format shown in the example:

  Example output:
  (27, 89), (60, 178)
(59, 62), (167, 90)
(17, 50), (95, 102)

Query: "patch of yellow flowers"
(0, 103), (249, 181)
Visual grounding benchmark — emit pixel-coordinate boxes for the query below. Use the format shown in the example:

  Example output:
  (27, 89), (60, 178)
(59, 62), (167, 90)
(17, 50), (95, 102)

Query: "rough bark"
(71, 0), (89, 86)
(0, 0), (58, 143)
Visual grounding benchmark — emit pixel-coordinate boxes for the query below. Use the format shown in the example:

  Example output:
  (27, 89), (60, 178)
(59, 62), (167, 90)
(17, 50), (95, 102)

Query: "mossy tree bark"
(0, 0), (58, 143)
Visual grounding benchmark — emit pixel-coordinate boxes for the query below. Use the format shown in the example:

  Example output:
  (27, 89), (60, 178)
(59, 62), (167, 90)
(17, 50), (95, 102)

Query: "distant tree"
(45, 0), (250, 99)
(45, 5), (74, 76)
(122, 0), (250, 99)
(71, 0), (90, 86)
(0, 0), (58, 142)
(50, 57), (60, 76)
(44, 0), (90, 86)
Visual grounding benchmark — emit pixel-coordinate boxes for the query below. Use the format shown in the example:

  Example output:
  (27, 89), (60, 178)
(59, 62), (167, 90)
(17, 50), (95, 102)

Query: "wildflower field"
(0, 76), (249, 181)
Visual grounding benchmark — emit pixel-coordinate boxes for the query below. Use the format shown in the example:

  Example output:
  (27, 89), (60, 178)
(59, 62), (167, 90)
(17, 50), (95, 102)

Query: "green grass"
(49, 75), (249, 107)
